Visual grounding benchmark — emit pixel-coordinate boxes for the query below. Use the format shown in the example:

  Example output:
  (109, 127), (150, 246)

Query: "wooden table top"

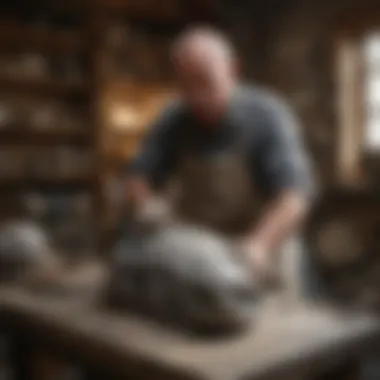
(0, 269), (379, 380)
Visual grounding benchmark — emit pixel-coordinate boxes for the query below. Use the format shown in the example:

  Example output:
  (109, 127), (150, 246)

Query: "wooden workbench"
(1, 279), (379, 380)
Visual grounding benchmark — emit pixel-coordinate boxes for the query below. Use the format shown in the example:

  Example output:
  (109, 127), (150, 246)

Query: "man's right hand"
(126, 176), (174, 227)
(126, 177), (151, 205)
(136, 197), (173, 226)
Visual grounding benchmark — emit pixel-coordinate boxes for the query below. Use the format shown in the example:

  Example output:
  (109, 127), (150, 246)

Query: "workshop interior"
(1, 0), (380, 379)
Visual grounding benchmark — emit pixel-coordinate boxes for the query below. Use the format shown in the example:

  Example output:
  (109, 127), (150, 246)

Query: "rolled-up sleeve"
(259, 99), (316, 198)
(128, 102), (181, 187)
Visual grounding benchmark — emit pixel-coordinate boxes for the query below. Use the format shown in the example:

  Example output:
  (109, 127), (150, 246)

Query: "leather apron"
(169, 128), (306, 298)
(170, 129), (261, 238)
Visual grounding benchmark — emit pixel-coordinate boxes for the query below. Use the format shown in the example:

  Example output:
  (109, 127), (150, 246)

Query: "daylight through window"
(363, 32), (380, 151)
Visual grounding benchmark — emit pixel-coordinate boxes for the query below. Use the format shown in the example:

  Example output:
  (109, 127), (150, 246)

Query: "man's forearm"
(249, 191), (310, 256)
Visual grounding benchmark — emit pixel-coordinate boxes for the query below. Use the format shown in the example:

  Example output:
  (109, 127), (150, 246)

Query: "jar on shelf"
(59, 106), (84, 132)
(27, 12), (52, 31)
(16, 53), (51, 80)
(54, 148), (80, 178)
(30, 102), (61, 131)
(0, 99), (15, 130)
(17, 98), (38, 130)
(73, 193), (93, 220)
(0, 148), (27, 179)
(0, 55), (21, 78)
(27, 147), (57, 178)
(23, 192), (49, 221)
(52, 55), (83, 83)
(79, 150), (95, 176)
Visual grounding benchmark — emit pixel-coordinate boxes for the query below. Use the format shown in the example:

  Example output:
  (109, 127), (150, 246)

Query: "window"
(336, 24), (380, 186)
(363, 33), (380, 151)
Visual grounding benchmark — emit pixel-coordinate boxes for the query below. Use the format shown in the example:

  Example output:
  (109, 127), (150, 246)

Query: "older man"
(126, 26), (315, 284)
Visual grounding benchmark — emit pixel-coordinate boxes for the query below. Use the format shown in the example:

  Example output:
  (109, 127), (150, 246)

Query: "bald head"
(171, 26), (235, 64)
(171, 27), (238, 124)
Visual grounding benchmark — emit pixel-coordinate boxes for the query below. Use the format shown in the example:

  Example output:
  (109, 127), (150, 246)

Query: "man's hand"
(238, 238), (278, 286)
(126, 177), (151, 206)
(249, 191), (309, 255)
(136, 196), (174, 226)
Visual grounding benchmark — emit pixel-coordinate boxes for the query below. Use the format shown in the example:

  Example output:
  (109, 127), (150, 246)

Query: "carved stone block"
(105, 224), (260, 336)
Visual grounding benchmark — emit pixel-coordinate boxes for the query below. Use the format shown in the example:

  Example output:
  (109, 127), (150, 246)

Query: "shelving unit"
(0, 1), (100, 258)
(0, 0), (220, 253)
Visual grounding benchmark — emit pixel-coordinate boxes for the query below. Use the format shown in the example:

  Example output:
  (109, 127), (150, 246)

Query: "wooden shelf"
(0, 177), (94, 190)
(0, 1), (106, 254)
(0, 1), (184, 253)
(93, 1), (182, 19)
(0, 26), (86, 53)
(0, 76), (88, 96)
(0, 129), (92, 145)
(105, 128), (147, 139)
(318, 187), (380, 203)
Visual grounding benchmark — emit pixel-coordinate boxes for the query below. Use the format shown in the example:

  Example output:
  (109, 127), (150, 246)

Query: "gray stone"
(106, 224), (259, 335)
(0, 220), (52, 282)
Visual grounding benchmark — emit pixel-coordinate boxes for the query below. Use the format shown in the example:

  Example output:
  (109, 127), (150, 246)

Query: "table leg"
(7, 332), (32, 380)
(314, 359), (361, 380)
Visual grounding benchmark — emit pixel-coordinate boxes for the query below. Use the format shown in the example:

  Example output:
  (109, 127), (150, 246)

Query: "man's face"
(173, 43), (236, 123)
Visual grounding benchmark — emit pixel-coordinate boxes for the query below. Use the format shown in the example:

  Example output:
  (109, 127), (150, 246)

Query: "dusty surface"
(0, 265), (379, 380)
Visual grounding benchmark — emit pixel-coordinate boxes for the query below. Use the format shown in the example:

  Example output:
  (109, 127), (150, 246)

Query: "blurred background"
(0, 0), (379, 309)
(1, 0), (380, 379)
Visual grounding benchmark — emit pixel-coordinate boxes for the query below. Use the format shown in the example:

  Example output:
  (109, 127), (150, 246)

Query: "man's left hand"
(239, 239), (278, 286)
